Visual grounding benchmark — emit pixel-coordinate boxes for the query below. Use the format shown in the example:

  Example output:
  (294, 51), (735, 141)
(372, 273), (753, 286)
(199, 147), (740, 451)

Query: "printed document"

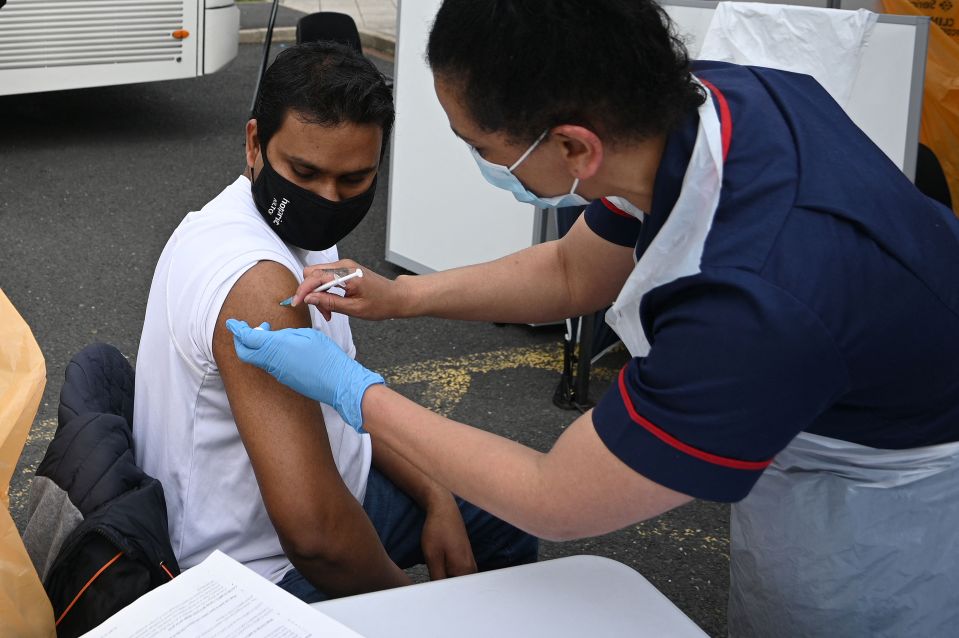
(82, 550), (363, 637)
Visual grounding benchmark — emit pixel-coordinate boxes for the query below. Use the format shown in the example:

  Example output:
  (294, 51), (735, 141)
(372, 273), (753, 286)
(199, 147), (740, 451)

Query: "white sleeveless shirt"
(133, 175), (371, 582)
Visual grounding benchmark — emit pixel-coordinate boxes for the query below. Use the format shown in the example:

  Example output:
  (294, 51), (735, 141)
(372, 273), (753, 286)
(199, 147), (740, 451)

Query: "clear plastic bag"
(729, 432), (959, 637)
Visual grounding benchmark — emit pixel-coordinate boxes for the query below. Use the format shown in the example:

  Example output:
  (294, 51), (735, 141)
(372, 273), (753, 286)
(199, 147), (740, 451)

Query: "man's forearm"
(370, 435), (451, 511)
(286, 551), (411, 597)
(282, 507), (412, 597)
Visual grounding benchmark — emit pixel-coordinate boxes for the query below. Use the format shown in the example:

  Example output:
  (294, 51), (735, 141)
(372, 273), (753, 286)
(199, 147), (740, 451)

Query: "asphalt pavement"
(0, 43), (730, 636)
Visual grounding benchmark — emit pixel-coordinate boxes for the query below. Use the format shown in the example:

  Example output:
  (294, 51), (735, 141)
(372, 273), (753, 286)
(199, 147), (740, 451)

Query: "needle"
(279, 268), (363, 307)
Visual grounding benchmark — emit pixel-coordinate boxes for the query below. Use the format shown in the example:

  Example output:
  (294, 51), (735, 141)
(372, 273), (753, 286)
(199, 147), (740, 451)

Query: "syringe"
(279, 268), (363, 307)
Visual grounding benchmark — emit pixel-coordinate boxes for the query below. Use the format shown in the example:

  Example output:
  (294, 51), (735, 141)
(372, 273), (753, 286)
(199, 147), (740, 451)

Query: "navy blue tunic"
(586, 61), (959, 502)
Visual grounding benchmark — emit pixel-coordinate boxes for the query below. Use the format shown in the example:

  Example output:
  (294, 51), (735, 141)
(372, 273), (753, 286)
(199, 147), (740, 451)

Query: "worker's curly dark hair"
(253, 41), (394, 152)
(427, 0), (705, 146)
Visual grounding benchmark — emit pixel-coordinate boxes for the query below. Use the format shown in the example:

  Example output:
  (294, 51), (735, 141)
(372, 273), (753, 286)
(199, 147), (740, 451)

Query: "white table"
(311, 555), (707, 637)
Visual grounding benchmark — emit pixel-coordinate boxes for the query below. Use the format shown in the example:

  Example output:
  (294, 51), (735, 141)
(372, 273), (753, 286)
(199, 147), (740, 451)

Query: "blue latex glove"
(226, 319), (384, 432)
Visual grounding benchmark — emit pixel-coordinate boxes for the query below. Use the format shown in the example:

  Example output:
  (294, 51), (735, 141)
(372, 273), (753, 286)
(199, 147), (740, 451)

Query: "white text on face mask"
(268, 197), (291, 226)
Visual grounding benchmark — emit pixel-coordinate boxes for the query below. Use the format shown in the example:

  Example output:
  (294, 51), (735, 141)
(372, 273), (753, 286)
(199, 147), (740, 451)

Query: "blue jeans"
(277, 467), (538, 603)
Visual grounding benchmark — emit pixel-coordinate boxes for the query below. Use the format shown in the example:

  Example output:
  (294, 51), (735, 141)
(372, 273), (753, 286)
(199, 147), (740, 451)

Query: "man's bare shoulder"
(213, 260), (311, 369)
(223, 261), (308, 328)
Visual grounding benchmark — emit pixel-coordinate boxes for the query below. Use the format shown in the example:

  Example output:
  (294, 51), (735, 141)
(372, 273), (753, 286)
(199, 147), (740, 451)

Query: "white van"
(0, 0), (239, 96)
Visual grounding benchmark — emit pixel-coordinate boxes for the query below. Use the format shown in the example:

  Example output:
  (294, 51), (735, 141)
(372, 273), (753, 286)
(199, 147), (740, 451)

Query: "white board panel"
(387, 0), (539, 274)
(844, 17), (923, 171)
(662, 0), (927, 177)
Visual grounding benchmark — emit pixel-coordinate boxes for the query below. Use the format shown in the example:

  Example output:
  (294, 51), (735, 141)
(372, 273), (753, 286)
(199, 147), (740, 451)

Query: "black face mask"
(251, 151), (377, 251)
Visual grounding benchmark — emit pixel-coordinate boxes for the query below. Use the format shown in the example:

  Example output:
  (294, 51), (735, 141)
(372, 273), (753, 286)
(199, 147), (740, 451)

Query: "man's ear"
(551, 124), (604, 182)
(245, 119), (260, 171)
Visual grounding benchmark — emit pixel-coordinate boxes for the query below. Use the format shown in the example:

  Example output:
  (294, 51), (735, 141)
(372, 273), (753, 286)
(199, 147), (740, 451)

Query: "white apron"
(604, 78), (725, 359)
(729, 433), (959, 637)
(602, 79), (959, 637)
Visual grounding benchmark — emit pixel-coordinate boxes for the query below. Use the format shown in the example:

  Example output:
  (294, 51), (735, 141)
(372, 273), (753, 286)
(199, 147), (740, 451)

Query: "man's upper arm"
(211, 260), (357, 546)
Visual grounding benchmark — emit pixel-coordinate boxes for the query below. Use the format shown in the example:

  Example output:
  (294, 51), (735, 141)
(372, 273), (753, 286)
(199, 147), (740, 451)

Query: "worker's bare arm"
(362, 385), (691, 541)
(298, 215), (635, 324)
(400, 215), (634, 322)
(213, 260), (409, 596)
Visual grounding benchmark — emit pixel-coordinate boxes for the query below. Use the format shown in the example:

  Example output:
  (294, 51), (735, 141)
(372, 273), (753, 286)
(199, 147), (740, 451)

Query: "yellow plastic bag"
(895, 0), (959, 43)
(0, 288), (55, 637)
(883, 0), (959, 214)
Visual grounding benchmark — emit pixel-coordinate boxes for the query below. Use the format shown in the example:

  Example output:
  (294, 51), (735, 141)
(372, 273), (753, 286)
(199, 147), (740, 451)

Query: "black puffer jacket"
(23, 343), (179, 638)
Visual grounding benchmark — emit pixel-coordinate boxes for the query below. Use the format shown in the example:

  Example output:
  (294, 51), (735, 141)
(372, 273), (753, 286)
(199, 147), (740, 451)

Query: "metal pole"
(250, 0), (281, 117)
(574, 312), (594, 409)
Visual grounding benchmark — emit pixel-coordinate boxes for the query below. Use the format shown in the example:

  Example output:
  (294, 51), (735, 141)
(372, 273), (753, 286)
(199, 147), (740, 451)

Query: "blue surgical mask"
(470, 129), (590, 209)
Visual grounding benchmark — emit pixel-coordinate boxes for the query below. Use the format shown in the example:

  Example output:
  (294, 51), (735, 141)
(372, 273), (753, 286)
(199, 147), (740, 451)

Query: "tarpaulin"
(884, 0), (959, 214)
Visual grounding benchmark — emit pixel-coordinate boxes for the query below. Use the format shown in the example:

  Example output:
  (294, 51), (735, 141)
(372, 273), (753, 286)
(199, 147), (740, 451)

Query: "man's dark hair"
(252, 41), (394, 152)
(427, 0), (705, 146)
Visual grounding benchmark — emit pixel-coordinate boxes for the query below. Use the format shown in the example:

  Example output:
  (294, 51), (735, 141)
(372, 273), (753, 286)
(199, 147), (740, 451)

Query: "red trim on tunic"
(600, 197), (634, 218)
(616, 367), (772, 471)
(699, 78), (733, 162)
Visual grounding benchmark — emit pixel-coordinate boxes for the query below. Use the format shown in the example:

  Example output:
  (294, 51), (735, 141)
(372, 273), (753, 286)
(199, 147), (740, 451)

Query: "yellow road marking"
(8, 417), (57, 506)
(632, 518), (730, 557)
(23, 416), (57, 452)
(382, 343), (619, 416)
(15, 344), (620, 476)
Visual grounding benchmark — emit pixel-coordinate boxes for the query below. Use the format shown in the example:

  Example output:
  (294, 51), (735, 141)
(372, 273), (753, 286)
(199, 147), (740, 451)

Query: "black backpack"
(29, 343), (181, 637)
(43, 475), (179, 638)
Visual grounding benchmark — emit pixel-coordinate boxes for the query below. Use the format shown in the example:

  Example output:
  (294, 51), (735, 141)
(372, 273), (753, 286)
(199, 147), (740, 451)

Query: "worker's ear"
(245, 119), (261, 173)
(551, 125), (604, 182)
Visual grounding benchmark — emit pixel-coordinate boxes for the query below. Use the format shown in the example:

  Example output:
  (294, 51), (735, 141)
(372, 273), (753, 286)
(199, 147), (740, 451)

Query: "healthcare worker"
(227, 0), (959, 634)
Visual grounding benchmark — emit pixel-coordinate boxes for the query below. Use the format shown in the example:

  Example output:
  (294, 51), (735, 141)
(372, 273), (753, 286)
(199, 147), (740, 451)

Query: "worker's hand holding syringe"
(286, 259), (412, 322)
(233, 259), (413, 429)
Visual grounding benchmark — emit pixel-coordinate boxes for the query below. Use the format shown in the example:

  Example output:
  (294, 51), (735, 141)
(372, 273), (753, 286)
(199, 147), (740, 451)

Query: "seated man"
(133, 41), (536, 601)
